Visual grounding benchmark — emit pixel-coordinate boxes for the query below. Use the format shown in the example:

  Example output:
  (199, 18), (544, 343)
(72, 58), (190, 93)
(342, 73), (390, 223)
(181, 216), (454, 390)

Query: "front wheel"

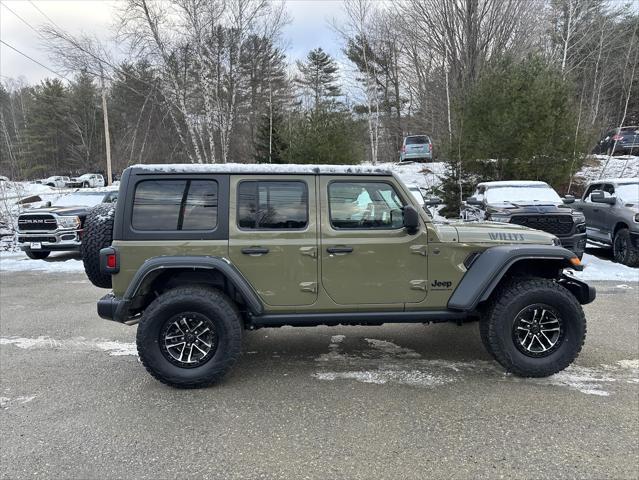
(25, 249), (50, 260)
(480, 278), (586, 377)
(136, 287), (242, 388)
(613, 228), (639, 267)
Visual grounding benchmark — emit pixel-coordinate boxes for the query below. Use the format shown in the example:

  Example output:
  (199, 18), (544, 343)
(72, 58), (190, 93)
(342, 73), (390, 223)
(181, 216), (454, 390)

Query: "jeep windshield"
(616, 183), (639, 202)
(53, 193), (106, 207)
(485, 185), (562, 205)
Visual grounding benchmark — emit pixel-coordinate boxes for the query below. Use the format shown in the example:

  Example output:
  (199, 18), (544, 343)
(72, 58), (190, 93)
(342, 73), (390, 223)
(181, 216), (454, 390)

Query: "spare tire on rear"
(81, 203), (115, 288)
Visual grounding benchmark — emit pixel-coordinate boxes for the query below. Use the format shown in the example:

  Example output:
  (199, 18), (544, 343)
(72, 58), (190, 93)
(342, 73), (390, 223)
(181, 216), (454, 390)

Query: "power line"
(28, 0), (62, 30)
(0, 1), (45, 38)
(0, 40), (70, 81)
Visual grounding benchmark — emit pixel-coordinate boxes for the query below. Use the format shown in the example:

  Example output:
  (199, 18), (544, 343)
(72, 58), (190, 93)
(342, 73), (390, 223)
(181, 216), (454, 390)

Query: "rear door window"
(237, 181), (308, 229)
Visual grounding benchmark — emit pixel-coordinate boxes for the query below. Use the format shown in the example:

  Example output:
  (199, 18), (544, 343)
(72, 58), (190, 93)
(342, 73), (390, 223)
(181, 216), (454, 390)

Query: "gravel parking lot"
(1, 268), (638, 480)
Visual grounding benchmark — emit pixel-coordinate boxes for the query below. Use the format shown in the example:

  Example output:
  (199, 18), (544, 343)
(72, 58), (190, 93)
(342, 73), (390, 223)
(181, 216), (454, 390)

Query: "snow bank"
(574, 252), (639, 282)
(0, 252), (84, 273)
(576, 155), (638, 184)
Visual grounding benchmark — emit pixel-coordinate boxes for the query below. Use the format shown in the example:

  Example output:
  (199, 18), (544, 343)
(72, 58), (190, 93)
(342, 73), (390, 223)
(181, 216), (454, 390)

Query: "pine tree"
(295, 48), (342, 111)
(254, 106), (288, 164)
(25, 79), (70, 177)
(67, 70), (102, 172)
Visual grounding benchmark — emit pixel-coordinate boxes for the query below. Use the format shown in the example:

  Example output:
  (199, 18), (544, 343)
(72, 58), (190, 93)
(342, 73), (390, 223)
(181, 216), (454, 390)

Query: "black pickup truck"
(17, 190), (117, 259)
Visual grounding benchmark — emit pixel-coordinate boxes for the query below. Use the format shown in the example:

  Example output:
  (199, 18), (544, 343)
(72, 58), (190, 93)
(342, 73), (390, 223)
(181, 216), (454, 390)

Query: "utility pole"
(100, 71), (112, 185)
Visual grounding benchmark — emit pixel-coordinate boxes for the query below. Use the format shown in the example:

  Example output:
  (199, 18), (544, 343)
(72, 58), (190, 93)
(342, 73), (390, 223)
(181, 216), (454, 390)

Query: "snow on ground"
(575, 154), (638, 184)
(0, 251), (84, 273)
(574, 252), (639, 282)
(314, 335), (638, 396)
(377, 160), (446, 193)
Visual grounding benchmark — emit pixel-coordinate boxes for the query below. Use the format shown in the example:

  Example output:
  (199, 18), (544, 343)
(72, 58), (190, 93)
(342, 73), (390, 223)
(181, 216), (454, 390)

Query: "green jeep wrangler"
(81, 164), (595, 388)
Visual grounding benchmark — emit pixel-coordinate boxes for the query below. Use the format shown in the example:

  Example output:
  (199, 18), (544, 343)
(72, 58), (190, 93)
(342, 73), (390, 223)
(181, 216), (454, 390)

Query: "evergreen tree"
(66, 71), (102, 172)
(295, 48), (342, 111)
(25, 79), (70, 177)
(254, 106), (288, 164)
(440, 56), (588, 215)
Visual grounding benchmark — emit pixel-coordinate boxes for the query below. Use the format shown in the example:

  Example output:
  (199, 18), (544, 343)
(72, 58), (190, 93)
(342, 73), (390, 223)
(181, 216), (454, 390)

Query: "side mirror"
(45, 201), (52, 207)
(591, 191), (616, 205)
(466, 196), (482, 206)
(423, 196), (442, 206)
(402, 205), (420, 234)
(562, 195), (575, 204)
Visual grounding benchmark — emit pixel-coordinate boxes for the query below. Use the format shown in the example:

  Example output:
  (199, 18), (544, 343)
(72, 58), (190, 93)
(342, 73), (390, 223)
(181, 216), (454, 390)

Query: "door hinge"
(410, 245), (428, 256)
(299, 246), (317, 258)
(299, 281), (317, 293)
(409, 280), (427, 291)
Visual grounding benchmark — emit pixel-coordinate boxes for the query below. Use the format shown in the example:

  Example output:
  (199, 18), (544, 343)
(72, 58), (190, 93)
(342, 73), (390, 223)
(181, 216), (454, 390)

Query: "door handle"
(241, 247), (269, 255)
(327, 246), (354, 254)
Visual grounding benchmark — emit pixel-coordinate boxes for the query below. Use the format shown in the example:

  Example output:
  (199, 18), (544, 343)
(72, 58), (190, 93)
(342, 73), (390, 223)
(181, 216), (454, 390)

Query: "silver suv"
(574, 178), (639, 266)
(399, 135), (433, 162)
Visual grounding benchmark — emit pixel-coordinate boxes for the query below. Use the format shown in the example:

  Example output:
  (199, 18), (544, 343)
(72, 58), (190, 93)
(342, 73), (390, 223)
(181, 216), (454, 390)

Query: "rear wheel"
(25, 249), (50, 260)
(82, 181), (90, 188)
(136, 287), (242, 388)
(613, 228), (639, 267)
(480, 278), (586, 377)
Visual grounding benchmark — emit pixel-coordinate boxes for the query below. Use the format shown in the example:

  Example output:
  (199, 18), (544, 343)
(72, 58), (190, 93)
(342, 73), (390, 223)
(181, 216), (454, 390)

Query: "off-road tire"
(479, 317), (496, 360)
(25, 249), (50, 260)
(613, 228), (639, 267)
(81, 203), (115, 288)
(82, 181), (90, 188)
(137, 287), (242, 388)
(480, 278), (586, 377)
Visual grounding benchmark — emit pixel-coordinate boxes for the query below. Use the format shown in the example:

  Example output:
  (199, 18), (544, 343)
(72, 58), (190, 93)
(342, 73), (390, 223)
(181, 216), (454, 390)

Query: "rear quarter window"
(132, 179), (218, 231)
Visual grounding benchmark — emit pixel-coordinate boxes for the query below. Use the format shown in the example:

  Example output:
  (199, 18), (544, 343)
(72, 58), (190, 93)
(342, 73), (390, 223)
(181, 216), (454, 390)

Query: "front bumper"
(559, 273), (596, 305)
(557, 232), (587, 257)
(98, 293), (131, 323)
(18, 230), (81, 251)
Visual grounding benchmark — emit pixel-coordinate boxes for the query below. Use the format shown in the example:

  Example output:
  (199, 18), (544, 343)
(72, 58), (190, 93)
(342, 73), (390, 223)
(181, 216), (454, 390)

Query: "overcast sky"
(0, 0), (347, 84)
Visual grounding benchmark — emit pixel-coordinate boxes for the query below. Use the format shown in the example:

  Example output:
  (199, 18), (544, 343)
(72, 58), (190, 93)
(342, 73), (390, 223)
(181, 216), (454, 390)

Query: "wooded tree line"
(1, 0), (637, 202)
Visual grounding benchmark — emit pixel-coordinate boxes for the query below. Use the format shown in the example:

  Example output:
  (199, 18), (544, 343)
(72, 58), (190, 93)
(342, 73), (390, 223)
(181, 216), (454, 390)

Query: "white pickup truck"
(67, 173), (105, 188)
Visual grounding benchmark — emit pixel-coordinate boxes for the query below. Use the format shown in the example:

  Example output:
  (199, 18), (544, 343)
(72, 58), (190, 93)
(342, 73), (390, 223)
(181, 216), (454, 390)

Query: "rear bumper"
(97, 293), (131, 323)
(400, 152), (432, 161)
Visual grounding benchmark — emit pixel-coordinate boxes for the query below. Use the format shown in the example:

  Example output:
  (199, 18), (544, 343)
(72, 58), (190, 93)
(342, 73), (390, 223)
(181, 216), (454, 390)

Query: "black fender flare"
(124, 256), (264, 315)
(447, 245), (585, 311)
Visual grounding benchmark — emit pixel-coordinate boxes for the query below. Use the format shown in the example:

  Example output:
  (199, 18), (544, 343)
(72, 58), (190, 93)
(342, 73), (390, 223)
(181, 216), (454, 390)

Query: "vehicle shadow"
(585, 245), (613, 261)
(42, 251), (82, 262)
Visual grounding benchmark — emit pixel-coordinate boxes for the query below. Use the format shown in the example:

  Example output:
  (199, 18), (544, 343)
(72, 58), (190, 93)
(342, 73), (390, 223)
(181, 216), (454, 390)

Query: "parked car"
(399, 135), (433, 162)
(83, 164), (594, 388)
(39, 176), (70, 188)
(463, 181), (587, 258)
(593, 126), (639, 156)
(67, 173), (105, 188)
(16, 189), (117, 259)
(573, 178), (639, 267)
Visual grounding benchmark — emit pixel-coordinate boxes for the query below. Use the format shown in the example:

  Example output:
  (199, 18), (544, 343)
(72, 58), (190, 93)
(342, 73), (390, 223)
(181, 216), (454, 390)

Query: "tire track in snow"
(313, 336), (639, 396)
(0, 336), (137, 356)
